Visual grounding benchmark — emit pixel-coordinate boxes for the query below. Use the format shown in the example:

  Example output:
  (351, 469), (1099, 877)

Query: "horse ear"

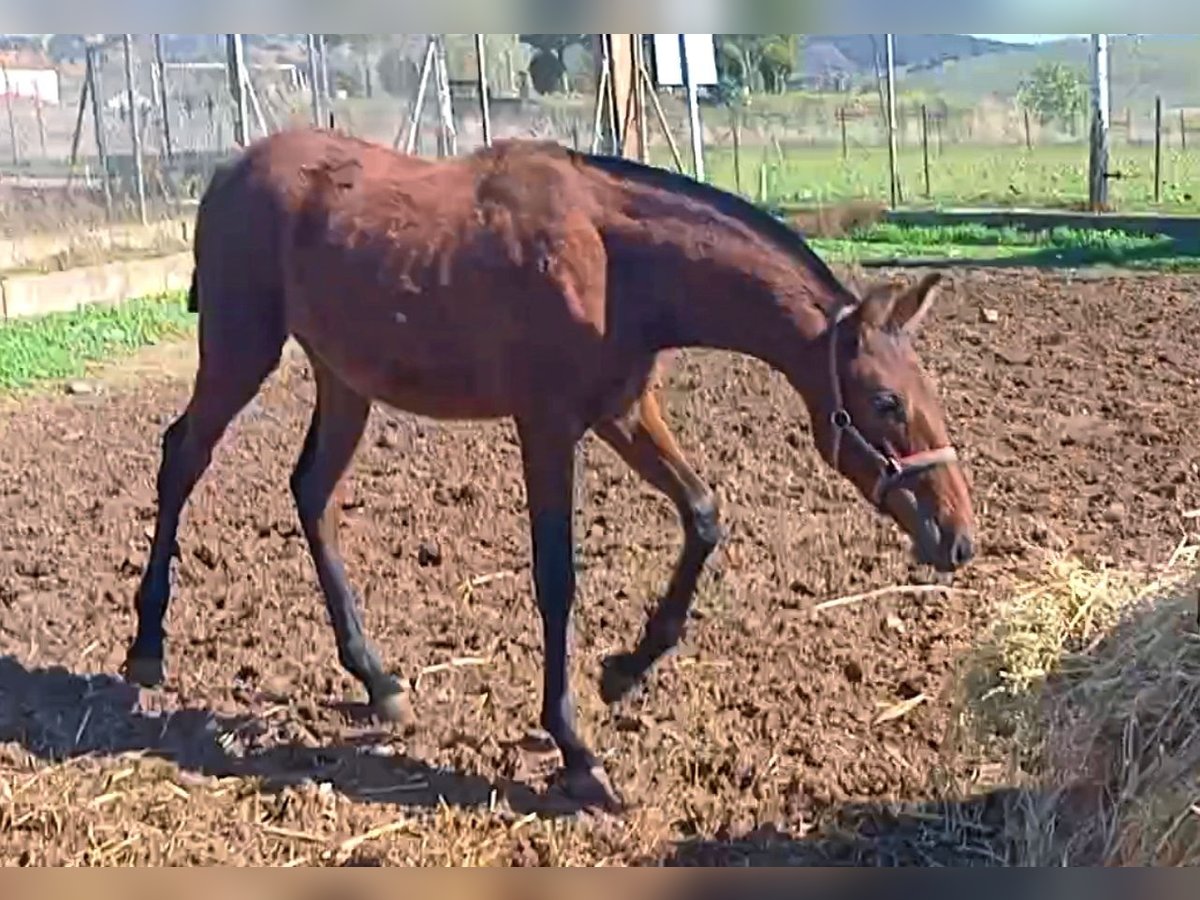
(888, 272), (944, 335)
(858, 278), (902, 330)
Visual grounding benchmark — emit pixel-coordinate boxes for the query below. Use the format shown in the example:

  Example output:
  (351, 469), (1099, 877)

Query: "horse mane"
(575, 150), (857, 309)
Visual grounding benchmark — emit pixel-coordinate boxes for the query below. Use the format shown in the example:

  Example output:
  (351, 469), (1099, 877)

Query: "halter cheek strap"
(826, 306), (959, 510)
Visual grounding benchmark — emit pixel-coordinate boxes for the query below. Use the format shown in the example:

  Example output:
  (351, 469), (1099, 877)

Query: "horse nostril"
(950, 533), (975, 567)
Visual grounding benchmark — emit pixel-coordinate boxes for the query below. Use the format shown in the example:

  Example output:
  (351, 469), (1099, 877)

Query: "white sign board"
(652, 34), (719, 87)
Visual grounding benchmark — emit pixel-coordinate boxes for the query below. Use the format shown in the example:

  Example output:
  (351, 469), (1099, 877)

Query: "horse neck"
(608, 216), (842, 392)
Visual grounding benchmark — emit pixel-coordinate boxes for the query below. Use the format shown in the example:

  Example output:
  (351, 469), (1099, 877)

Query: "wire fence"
(0, 33), (1196, 239)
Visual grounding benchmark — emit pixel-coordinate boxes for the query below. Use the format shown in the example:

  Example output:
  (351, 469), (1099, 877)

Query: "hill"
(900, 34), (1200, 110)
(800, 33), (1029, 79)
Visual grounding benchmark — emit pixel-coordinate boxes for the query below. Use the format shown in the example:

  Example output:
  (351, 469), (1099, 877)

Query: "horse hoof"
(123, 655), (165, 688)
(599, 653), (641, 705)
(563, 764), (626, 814)
(373, 688), (416, 732)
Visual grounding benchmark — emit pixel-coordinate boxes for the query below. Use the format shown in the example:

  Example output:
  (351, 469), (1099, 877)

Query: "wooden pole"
(67, 70), (89, 180)
(731, 105), (742, 194)
(639, 64), (684, 172)
(1088, 34), (1111, 211)
(1, 67), (19, 165)
(432, 35), (457, 157)
(632, 35), (648, 162)
(398, 37), (435, 152)
(839, 107), (848, 160)
(605, 34), (645, 160)
(1024, 109), (1032, 150)
(921, 103), (931, 198)
(884, 34), (900, 207)
(123, 34), (148, 224)
(153, 34), (174, 162)
(306, 34), (324, 127)
(85, 44), (112, 216)
(226, 34), (249, 146)
(1182, 109), (1187, 151)
(34, 83), (46, 158)
(1154, 95), (1163, 204)
(474, 34), (492, 148)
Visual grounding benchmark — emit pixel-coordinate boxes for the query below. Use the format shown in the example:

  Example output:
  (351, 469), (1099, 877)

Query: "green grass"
(805, 221), (1200, 271)
(652, 143), (1200, 214)
(0, 292), (195, 392)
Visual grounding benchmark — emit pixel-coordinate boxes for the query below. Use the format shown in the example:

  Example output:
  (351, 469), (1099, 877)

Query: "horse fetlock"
(371, 680), (416, 731)
(688, 495), (724, 550)
(561, 762), (626, 814)
(122, 652), (166, 688)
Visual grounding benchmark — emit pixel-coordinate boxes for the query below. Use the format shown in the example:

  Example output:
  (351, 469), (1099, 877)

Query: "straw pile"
(953, 546), (1200, 866)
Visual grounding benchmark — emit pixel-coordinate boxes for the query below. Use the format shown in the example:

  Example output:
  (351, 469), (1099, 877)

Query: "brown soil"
(1, 267), (1198, 866)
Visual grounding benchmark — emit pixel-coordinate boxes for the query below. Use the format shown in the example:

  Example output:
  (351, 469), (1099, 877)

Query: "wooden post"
(432, 35), (457, 157)
(398, 37), (435, 153)
(921, 103), (931, 198)
(474, 34), (492, 148)
(1024, 109), (1032, 150)
(226, 34), (249, 146)
(1154, 95), (1163, 204)
(1182, 109), (1187, 151)
(1088, 34), (1111, 212)
(85, 44), (112, 217)
(606, 34), (645, 160)
(731, 105), (742, 193)
(839, 107), (848, 160)
(306, 34), (324, 127)
(67, 71), (89, 180)
(123, 34), (148, 224)
(34, 84), (47, 157)
(153, 34), (174, 162)
(884, 34), (900, 208)
(1, 67), (18, 166)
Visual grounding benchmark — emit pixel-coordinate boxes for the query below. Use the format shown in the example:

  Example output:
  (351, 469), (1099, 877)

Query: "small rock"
(65, 380), (96, 396)
(375, 429), (399, 450)
(1102, 502), (1126, 524)
(843, 660), (864, 684)
(416, 542), (443, 568)
(980, 308), (1000, 324)
(884, 614), (906, 634)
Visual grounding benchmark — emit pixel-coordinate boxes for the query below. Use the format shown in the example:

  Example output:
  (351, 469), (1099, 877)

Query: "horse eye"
(872, 392), (906, 422)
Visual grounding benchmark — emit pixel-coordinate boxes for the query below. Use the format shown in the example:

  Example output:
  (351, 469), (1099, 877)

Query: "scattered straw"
(814, 584), (975, 613)
(337, 820), (417, 856)
(874, 694), (929, 726)
(259, 825), (325, 845)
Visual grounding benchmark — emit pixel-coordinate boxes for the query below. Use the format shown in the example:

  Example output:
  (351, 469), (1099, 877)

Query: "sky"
(970, 34), (1083, 43)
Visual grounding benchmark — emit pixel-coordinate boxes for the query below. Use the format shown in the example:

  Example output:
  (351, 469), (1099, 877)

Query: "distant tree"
(1018, 61), (1087, 131)
(519, 34), (588, 94)
(716, 35), (798, 93)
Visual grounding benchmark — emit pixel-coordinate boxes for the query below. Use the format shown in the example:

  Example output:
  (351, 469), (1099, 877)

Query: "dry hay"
(951, 544), (1200, 866)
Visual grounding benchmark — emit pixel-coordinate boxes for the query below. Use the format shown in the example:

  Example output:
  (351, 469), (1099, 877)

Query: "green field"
(650, 142), (1200, 214)
(808, 222), (1200, 270)
(0, 292), (194, 392)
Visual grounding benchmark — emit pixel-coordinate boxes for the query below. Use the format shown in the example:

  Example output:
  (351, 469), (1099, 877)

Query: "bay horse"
(122, 128), (974, 811)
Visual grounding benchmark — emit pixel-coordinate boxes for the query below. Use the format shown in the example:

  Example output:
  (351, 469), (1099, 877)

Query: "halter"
(825, 303), (959, 510)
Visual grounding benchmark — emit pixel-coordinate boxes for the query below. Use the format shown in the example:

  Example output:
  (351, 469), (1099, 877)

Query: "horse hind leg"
(289, 352), (412, 727)
(124, 300), (285, 686)
(592, 389), (723, 705)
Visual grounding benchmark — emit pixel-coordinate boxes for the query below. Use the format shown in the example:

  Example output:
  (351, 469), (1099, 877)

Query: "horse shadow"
(0, 655), (578, 819)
